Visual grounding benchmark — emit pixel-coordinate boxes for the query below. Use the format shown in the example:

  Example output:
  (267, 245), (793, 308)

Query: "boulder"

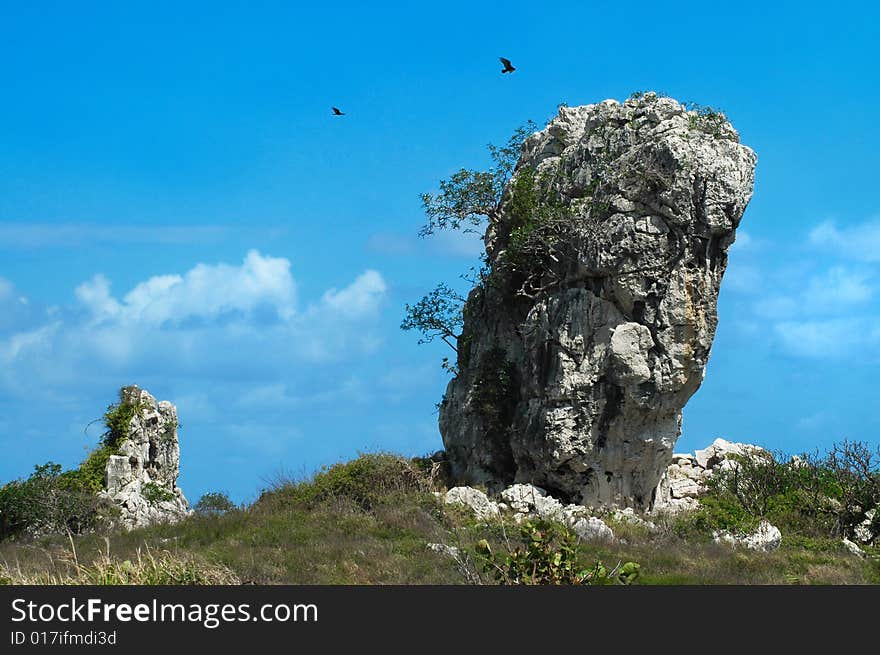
(569, 516), (614, 542)
(713, 519), (782, 552)
(444, 487), (500, 520)
(853, 508), (876, 545)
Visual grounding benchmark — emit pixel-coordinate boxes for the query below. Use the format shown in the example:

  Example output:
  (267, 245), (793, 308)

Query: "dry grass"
(1, 452), (877, 585)
(1, 535), (238, 585)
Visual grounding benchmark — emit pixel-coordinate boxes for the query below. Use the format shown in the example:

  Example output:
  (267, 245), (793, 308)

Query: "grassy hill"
(1, 452), (878, 585)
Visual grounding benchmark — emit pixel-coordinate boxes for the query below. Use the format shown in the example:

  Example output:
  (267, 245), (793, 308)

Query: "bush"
(194, 492), (237, 516)
(142, 482), (175, 504)
(101, 391), (143, 449)
(261, 453), (438, 511)
(475, 520), (640, 585)
(694, 441), (880, 540)
(0, 543), (239, 585)
(74, 443), (118, 494)
(0, 463), (108, 541)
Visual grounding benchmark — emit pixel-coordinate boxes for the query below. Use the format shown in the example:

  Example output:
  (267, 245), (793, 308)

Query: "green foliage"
(101, 393), (143, 449)
(0, 463), (106, 541)
(400, 283), (465, 357)
(682, 441), (880, 541)
(262, 453), (438, 512)
(194, 492), (237, 517)
(74, 443), (118, 494)
(685, 102), (728, 138)
(417, 120), (538, 237)
(142, 482), (175, 504)
(475, 520), (640, 585)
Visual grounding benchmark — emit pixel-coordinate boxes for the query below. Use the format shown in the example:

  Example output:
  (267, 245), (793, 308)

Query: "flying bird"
(499, 57), (516, 74)
(332, 106), (345, 116)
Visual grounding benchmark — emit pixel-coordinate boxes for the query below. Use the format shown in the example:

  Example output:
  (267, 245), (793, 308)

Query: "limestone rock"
(853, 508), (877, 544)
(439, 93), (756, 510)
(427, 543), (461, 558)
(500, 484), (549, 513)
(612, 507), (657, 531)
(444, 486), (500, 520)
(713, 519), (782, 551)
(99, 385), (190, 530)
(842, 537), (865, 558)
(694, 437), (768, 469)
(569, 516), (614, 542)
(652, 438), (768, 513)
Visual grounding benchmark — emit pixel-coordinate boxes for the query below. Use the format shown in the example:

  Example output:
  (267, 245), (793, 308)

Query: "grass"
(1, 452), (877, 585)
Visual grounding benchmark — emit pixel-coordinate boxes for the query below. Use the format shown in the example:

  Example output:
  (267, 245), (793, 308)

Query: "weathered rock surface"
(444, 486), (500, 520)
(842, 537), (866, 558)
(100, 386), (190, 529)
(443, 484), (614, 542)
(439, 94), (756, 510)
(853, 508), (877, 545)
(713, 519), (782, 551)
(652, 438), (769, 513)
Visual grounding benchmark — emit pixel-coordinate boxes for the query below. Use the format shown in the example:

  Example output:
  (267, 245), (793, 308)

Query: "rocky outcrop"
(652, 438), (769, 513)
(100, 386), (190, 529)
(442, 483), (614, 542)
(853, 508), (877, 545)
(713, 519), (782, 551)
(444, 486), (500, 520)
(440, 94), (757, 510)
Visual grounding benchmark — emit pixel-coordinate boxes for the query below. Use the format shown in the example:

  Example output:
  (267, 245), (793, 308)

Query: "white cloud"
(0, 252), (388, 395)
(773, 319), (880, 359)
(803, 267), (872, 308)
(754, 296), (799, 319)
(808, 219), (880, 262)
(316, 270), (386, 319)
(76, 250), (298, 327)
(752, 266), (873, 320)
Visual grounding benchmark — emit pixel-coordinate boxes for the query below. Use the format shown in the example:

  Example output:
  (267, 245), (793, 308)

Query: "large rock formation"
(100, 386), (190, 529)
(439, 94), (756, 510)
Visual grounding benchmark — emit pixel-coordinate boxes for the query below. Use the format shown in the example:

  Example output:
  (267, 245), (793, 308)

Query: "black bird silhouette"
(332, 106), (345, 116)
(499, 57), (516, 74)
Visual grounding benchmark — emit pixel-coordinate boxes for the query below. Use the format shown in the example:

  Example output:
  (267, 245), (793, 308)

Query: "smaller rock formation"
(712, 519), (782, 552)
(444, 486), (500, 520)
(842, 537), (866, 558)
(652, 438), (769, 513)
(100, 386), (190, 529)
(442, 483), (614, 542)
(853, 508), (877, 545)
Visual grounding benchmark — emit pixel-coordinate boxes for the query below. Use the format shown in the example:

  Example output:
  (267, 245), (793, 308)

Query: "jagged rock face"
(101, 386), (190, 529)
(439, 95), (756, 510)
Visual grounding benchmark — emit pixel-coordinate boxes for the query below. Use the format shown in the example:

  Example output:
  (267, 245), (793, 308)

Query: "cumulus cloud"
(76, 250), (297, 326)
(808, 219), (880, 262)
(774, 319), (879, 359)
(316, 270), (386, 319)
(803, 266), (872, 307)
(0, 251), (388, 395)
(726, 218), (880, 360)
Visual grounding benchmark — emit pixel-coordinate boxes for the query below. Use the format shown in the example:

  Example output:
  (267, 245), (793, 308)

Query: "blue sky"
(1, 1), (878, 503)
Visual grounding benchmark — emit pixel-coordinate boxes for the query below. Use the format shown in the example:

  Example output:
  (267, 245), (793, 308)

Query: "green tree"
(402, 122), (536, 369)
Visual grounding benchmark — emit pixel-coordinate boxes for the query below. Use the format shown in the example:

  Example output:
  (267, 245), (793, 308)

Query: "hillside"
(2, 451), (878, 585)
